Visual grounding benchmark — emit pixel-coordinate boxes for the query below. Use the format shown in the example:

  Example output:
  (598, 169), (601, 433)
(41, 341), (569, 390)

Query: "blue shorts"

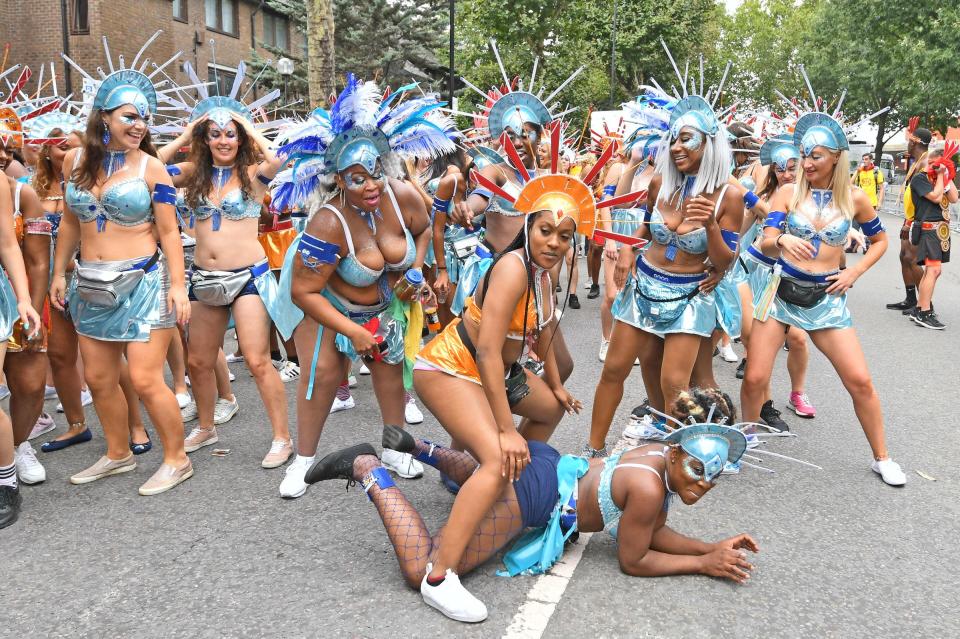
(514, 441), (561, 528)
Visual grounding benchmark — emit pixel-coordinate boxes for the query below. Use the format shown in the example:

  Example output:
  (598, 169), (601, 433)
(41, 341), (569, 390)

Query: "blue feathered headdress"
(271, 74), (458, 211)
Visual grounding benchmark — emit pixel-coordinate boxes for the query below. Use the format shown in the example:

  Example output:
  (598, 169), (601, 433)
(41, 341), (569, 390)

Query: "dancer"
(269, 75), (457, 498)
(587, 52), (745, 457)
(742, 75), (905, 486)
(52, 34), (193, 495)
(157, 62), (295, 468)
(305, 388), (798, 622)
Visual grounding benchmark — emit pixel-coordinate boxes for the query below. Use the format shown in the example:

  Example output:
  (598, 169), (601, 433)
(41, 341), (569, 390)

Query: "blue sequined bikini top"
(648, 184), (728, 255)
(320, 204), (384, 288)
(381, 181), (416, 272)
(786, 189), (850, 248)
(65, 151), (153, 233)
(191, 189), (262, 230)
(485, 169), (527, 217)
(597, 447), (675, 540)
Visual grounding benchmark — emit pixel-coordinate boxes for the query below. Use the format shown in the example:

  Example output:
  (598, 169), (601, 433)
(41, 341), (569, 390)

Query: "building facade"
(0, 0), (304, 107)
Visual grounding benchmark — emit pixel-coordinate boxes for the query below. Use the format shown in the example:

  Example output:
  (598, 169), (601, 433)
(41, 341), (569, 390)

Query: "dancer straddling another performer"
(742, 71), (905, 486)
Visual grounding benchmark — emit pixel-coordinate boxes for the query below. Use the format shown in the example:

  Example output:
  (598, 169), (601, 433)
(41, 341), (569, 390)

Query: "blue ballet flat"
(130, 436), (152, 455)
(40, 428), (92, 452)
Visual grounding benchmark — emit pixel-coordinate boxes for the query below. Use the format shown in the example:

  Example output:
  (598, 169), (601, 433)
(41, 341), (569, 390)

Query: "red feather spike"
(4, 67), (32, 104)
(22, 99), (61, 121)
(499, 131), (530, 182)
(472, 170), (517, 204)
(597, 189), (648, 211)
(550, 120), (561, 174)
(381, 87), (392, 101)
(944, 140), (959, 158)
(907, 116), (919, 134)
(582, 140), (617, 185)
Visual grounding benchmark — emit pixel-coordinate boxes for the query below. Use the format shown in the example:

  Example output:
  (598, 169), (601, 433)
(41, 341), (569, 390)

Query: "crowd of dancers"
(0, 32), (911, 623)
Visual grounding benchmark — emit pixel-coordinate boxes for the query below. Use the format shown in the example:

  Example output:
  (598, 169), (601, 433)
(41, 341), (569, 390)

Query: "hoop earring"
(102, 129), (111, 146)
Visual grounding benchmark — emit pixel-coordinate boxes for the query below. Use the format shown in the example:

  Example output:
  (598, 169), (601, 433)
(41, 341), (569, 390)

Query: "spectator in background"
(886, 128), (930, 312)
(853, 153), (885, 209)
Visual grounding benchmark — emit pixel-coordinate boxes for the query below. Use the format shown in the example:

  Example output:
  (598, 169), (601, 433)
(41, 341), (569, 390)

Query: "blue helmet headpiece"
(466, 145), (507, 170)
(666, 423), (747, 482)
(759, 134), (800, 171)
(271, 74), (458, 211)
(24, 111), (85, 140)
(794, 112), (847, 155)
(93, 70), (156, 118)
(670, 96), (720, 139)
(190, 96), (251, 129)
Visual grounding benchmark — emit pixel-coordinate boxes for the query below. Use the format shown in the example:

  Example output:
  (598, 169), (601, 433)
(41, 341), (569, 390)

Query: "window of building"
(205, 0), (238, 37)
(71, 0), (89, 34)
(208, 65), (237, 97)
(263, 12), (290, 51)
(173, 0), (188, 22)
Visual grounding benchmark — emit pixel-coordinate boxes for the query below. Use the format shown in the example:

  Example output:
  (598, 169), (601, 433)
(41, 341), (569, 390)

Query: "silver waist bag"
(75, 253), (158, 309)
(452, 234), (481, 259)
(190, 268), (252, 306)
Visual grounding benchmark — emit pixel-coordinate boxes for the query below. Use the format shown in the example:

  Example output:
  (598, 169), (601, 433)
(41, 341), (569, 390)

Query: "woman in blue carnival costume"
(447, 39), (582, 382)
(586, 47), (747, 458)
(742, 70), (906, 486)
(0, 157), (46, 528)
(50, 33), (193, 496)
(738, 134), (816, 423)
(157, 61), (296, 470)
(269, 75), (457, 499)
(301, 387), (810, 623)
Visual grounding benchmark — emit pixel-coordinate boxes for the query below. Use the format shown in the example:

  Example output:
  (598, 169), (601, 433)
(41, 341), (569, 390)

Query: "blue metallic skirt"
(612, 257), (715, 338)
(742, 244), (776, 293)
(450, 241), (494, 316)
(0, 266), (17, 342)
(68, 254), (176, 342)
(611, 207), (644, 237)
(762, 259), (852, 331)
(714, 269), (743, 338)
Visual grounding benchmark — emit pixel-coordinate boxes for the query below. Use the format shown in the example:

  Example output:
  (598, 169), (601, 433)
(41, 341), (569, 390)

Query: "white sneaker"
(420, 563), (488, 623)
(329, 395), (355, 414)
(871, 458), (906, 486)
(598, 339), (609, 362)
(719, 343), (738, 363)
(28, 413), (57, 440)
(175, 392), (192, 409)
(225, 352), (244, 364)
(181, 400), (198, 423)
(279, 454), (314, 499)
(277, 360), (301, 383)
(213, 397), (239, 425)
(359, 363), (371, 375)
(228, 371), (236, 382)
(44, 385), (58, 400)
(405, 398), (424, 425)
(15, 441), (46, 484)
(347, 375), (358, 388)
(56, 388), (93, 413)
(381, 448), (424, 479)
(634, 357), (640, 366)
(623, 414), (669, 441)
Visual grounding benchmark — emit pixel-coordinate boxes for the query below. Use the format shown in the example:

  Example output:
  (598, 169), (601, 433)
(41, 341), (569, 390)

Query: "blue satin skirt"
(451, 249), (492, 316)
(0, 266), (17, 342)
(611, 207), (644, 237)
(742, 248), (774, 294)
(714, 270), (743, 338)
(612, 258), (716, 338)
(760, 263), (852, 332)
(250, 259), (301, 341)
(68, 254), (176, 342)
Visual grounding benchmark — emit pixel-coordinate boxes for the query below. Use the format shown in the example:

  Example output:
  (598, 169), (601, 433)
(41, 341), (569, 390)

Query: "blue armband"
(152, 183), (177, 205)
(743, 190), (759, 209)
(361, 466), (396, 500)
(471, 187), (493, 201)
(166, 164), (181, 177)
(297, 232), (340, 271)
(764, 210), (786, 229)
(860, 216), (885, 237)
(256, 172), (272, 186)
(602, 184), (617, 197)
(720, 229), (740, 251)
(431, 196), (451, 214)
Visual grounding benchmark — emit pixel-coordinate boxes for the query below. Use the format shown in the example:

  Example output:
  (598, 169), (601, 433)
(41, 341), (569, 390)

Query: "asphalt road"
(4, 208), (958, 638)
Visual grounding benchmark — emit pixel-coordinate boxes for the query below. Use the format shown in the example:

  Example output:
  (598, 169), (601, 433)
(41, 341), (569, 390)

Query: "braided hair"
(477, 214), (539, 339)
(671, 387), (737, 425)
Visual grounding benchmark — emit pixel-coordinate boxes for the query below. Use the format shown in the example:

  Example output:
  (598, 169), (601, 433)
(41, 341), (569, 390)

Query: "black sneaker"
(304, 443), (377, 485)
(555, 284), (562, 293)
(587, 283), (600, 299)
(759, 400), (789, 433)
(631, 400), (652, 419)
(382, 424), (416, 454)
(915, 311), (946, 330)
(907, 307), (921, 322)
(0, 485), (22, 529)
(736, 358), (747, 380)
(887, 299), (914, 310)
(568, 294), (581, 309)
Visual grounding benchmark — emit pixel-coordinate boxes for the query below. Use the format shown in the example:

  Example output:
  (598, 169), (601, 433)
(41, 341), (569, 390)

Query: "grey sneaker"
(69, 454), (137, 485)
(213, 397), (239, 425)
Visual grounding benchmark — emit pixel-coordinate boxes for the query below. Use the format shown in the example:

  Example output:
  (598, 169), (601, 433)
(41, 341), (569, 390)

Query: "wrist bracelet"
(775, 234), (785, 249)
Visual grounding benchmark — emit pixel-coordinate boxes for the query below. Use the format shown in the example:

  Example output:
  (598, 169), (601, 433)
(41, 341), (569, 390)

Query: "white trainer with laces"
(381, 448), (424, 479)
(15, 441), (46, 484)
(213, 397), (239, 425)
(329, 396), (355, 414)
(421, 563), (488, 623)
(359, 363), (371, 375)
(277, 360), (301, 383)
(405, 398), (424, 425)
(279, 455), (314, 499)
(181, 400), (198, 423)
(56, 389), (93, 413)
(871, 458), (906, 486)
(623, 414), (668, 441)
(347, 375), (358, 388)
(28, 413), (56, 440)
(175, 392), (192, 409)
(719, 343), (738, 363)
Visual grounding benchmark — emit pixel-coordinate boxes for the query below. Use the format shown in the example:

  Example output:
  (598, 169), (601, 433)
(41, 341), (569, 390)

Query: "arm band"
(743, 190), (759, 209)
(431, 196), (451, 215)
(25, 218), (53, 236)
(166, 164), (181, 177)
(720, 228), (740, 251)
(764, 210), (787, 229)
(860, 216), (885, 237)
(602, 184), (617, 197)
(256, 172), (272, 186)
(297, 232), (340, 272)
(152, 183), (177, 205)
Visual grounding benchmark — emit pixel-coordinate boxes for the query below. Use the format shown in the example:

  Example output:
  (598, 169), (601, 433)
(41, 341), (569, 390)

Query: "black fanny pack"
(776, 278), (829, 308)
(456, 320), (530, 408)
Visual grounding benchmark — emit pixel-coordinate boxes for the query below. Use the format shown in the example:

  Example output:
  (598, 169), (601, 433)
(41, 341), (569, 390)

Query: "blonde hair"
(790, 149), (855, 219)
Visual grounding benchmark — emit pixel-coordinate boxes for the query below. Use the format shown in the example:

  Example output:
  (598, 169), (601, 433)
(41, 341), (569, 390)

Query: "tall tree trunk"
(307, 0), (336, 108)
(873, 108), (888, 163)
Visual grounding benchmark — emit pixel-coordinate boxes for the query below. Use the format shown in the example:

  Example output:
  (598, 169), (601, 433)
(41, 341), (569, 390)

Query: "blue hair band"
(764, 210), (787, 229)
(720, 229), (740, 251)
(861, 216), (884, 237)
(297, 232), (340, 271)
(743, 190), (759, 209)
(152, 183), (177, 205)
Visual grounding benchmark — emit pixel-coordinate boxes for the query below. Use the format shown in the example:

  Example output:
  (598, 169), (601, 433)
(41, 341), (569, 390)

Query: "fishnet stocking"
(412, 439), (478, 486)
